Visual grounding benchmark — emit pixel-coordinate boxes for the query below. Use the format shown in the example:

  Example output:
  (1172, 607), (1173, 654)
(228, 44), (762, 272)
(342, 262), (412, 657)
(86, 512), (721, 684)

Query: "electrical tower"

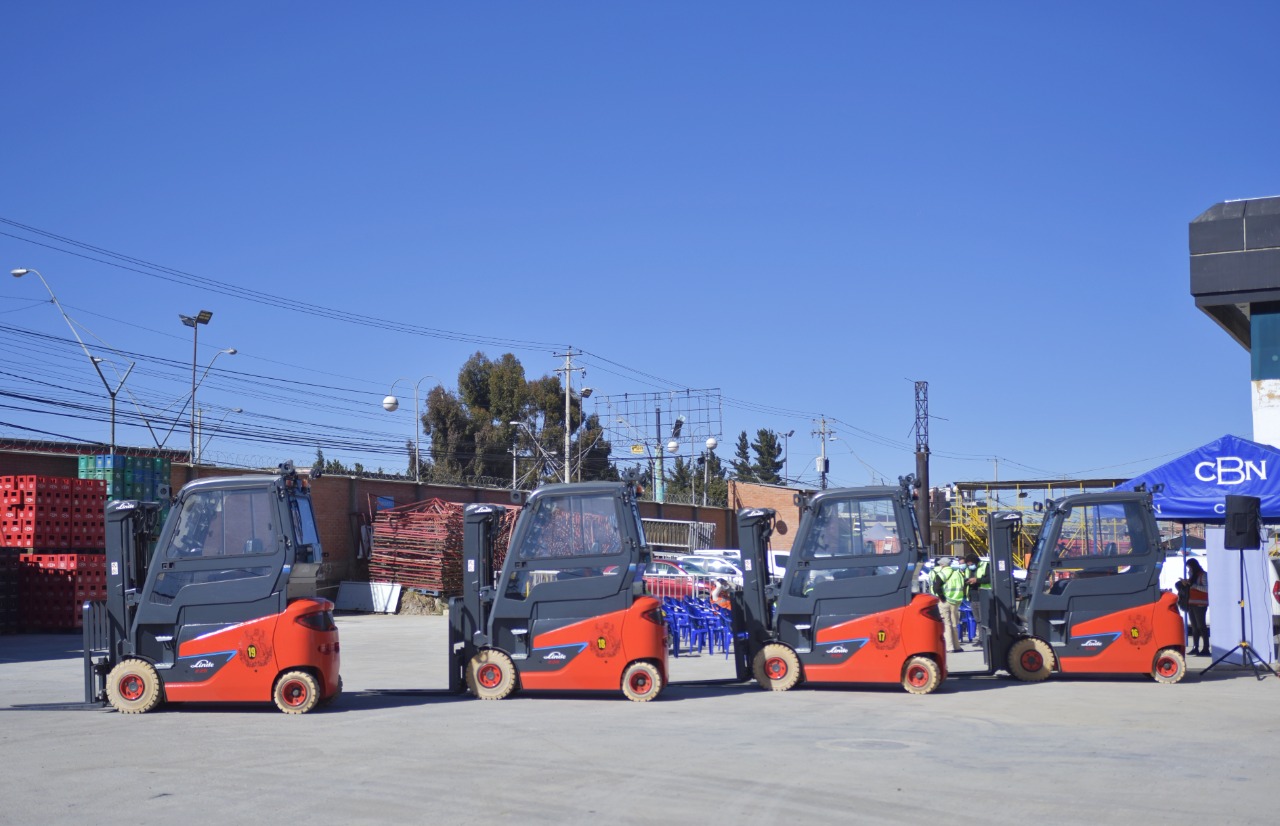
(914, 381), (932, 555)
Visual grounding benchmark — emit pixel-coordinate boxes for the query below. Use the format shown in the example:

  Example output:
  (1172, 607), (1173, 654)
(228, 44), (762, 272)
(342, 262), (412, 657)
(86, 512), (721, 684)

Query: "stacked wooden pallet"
(368, 499), (519, 596)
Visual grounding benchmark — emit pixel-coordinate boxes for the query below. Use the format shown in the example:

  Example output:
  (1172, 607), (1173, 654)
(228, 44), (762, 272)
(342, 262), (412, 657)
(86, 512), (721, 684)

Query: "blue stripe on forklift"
(176, 650), (237, 665)
(531, 643), (589, 655)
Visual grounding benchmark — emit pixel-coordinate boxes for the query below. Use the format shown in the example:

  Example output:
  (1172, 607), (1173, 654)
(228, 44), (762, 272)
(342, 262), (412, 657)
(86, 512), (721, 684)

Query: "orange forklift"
(82, 462), (341, 714)
(977, 488), (1186, 683)
(448, 481), (668, 701)
(734, 478), (948, 694)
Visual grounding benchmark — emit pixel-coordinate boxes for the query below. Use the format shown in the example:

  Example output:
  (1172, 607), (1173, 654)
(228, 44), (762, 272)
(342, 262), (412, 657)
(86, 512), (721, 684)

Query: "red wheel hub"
(1020, 650), (1043, 672)
(629, 671), (653, 695)
(1157, 657), (1179, 677)
(118, 675), (144, 701)
(280, 680), (309, 707)
(477, 664), (503, 689)
(766, 657), (788, 680)
(907, 665), (929, 687)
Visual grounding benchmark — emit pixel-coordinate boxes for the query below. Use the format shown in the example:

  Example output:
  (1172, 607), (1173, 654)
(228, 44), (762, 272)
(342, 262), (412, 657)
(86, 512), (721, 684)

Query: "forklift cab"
(776, 487), (918, 653)
(982, 490), (1185, 682)
(488, 483), (645, 658)
(450, 481), (668, 701)
(87, 462), (340, 713)
(735, 480), (946, 694)
(126, 473), (322, 670)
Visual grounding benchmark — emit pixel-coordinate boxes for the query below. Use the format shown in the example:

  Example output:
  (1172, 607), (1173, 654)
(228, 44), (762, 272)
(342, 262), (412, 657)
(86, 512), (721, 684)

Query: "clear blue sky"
(2, 3), (1276, 488)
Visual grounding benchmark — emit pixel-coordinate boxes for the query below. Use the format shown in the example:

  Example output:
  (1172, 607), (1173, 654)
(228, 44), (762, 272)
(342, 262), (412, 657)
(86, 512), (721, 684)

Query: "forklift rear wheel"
(752, 643), (802, 691)
(1008, 638), (1054, 682)
(105, 659), (162, 714)
(621, 661), (663, 702)
(1151, 648), (1186, 684)
(902, 656), (942, 695)
(274, 670), (321, 714)
(467, 650), (517, 700)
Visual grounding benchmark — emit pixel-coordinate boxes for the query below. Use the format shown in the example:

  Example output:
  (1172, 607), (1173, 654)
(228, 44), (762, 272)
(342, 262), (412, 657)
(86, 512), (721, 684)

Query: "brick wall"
(0, 448), (737, 594)
(726, 480), (810, 551)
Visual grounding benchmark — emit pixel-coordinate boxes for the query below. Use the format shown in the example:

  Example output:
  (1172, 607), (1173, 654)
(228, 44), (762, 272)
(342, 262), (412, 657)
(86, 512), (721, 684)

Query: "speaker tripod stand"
(1201, 549), (1278, 681)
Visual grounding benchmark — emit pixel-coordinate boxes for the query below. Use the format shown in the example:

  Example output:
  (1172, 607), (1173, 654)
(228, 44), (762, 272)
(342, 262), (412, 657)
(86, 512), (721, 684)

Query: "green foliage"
(752, 429), (784, 485)
(312, 447), (363, 476)
(731, 431), (755, 482)
(423, 352), (614, 486)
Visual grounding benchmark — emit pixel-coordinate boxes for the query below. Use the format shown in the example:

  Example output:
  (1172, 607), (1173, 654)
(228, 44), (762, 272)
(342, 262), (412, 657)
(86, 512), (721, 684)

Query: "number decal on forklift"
(1124, 614), (1152, 646)
(238, 628), (273, 668)
(877, 629), (887, 643)
(593, 621), (621, 658)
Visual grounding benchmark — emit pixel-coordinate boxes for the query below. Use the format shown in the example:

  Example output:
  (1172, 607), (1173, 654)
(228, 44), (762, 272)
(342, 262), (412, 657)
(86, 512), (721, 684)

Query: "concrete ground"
(1, 613), (1276, 825)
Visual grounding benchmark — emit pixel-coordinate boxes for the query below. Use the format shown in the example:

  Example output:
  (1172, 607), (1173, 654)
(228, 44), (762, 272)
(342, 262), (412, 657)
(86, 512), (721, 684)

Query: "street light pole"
(180, 311), (213, 466)
(703, 437), (718, 506)
(383, 376), (436, 483)
(197, 407), (242, 464)
(783, 429), (795, 485)
(12, 268), (136, 452)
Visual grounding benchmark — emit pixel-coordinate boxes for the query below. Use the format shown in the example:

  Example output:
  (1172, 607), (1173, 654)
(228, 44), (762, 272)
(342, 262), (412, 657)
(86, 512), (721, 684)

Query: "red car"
(644, 560), (716, 599)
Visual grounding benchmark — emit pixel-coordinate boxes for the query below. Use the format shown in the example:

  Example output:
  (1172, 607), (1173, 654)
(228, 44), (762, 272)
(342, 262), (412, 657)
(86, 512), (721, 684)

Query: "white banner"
(1205, 527), (1276, 665)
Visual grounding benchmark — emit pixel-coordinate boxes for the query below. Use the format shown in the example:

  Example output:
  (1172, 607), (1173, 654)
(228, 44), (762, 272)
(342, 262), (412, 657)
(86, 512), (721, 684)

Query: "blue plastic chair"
(958, 600), (977, 642)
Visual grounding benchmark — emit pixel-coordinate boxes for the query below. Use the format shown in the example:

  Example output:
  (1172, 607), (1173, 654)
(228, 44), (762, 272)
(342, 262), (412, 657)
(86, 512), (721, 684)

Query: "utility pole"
(813, 416), (831, 490)
(914, 381), (932, 555)
(555, 349), (585, 483)
(655, 405), (665, 504)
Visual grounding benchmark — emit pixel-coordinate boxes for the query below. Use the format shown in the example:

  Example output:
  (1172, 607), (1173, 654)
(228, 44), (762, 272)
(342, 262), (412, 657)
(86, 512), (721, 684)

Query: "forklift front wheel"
(752, 643), (802, 691)
(105, 659), (162, 714)
(902, 655), (942, 695)
(621, 660), (663, 702)
(1007, 638), (1054, 682)
(467, 650), (517, 700)
(1151, 648), (1186, 684)
(274, 670), (321, 714)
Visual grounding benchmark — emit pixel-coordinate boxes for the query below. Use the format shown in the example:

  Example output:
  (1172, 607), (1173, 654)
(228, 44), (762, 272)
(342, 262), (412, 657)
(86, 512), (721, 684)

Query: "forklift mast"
(980, 510), (1025, 671)
(448, 503), (506, 692)
(734, 506), (777, 681)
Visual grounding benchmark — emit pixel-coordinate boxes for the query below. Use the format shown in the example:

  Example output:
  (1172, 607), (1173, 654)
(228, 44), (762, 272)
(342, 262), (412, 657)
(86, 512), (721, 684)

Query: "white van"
(693, 549), (742, 565)
(767, 550), (789, 582)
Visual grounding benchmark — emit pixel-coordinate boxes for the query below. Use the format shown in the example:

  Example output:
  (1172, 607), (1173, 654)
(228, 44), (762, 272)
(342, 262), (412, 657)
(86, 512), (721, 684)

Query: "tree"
(424, 352), (614, 486)
(696, 449), (729, 506)
(312, 447), (358, 476)
(752, 429), (784, 485)
(574, 413), (617, 482)
(731, 431), (755, 482)
(664, 456), (695, 500)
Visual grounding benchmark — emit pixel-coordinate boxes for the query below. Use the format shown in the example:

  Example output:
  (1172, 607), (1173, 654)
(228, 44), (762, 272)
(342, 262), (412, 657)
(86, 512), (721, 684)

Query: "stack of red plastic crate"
(0, 475), (107, 632)
(369, 499), (520, 596)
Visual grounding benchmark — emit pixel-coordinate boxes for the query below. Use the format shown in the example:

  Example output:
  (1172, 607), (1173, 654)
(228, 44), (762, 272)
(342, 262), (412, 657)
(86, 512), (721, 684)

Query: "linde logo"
(1194, 456), (1266, 487)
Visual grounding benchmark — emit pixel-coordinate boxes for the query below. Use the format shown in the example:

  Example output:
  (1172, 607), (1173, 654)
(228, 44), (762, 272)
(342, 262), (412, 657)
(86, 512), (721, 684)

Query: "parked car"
(643, 560), (715, 599)
(676, 555), (744, 587)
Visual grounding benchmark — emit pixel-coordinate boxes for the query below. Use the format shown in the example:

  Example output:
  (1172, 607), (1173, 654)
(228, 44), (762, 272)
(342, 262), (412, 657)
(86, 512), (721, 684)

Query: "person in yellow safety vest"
(931, 558), (967, 653)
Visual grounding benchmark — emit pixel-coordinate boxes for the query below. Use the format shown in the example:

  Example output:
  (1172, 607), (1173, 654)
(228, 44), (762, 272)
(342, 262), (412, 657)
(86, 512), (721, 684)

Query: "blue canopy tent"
(1114, 434), (1280, 664)
(1113, 434), (1280, 521)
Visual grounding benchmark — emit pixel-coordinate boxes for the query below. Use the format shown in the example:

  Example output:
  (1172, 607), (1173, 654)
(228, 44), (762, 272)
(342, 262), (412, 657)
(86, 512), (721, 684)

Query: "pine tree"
(732, 430), (756, 482)
(752, 429), (784, 485)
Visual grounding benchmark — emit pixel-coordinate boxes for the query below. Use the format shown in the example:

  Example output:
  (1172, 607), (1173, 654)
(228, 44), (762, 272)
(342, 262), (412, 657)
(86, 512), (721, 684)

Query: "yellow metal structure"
(944, 478), (1127, 568)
